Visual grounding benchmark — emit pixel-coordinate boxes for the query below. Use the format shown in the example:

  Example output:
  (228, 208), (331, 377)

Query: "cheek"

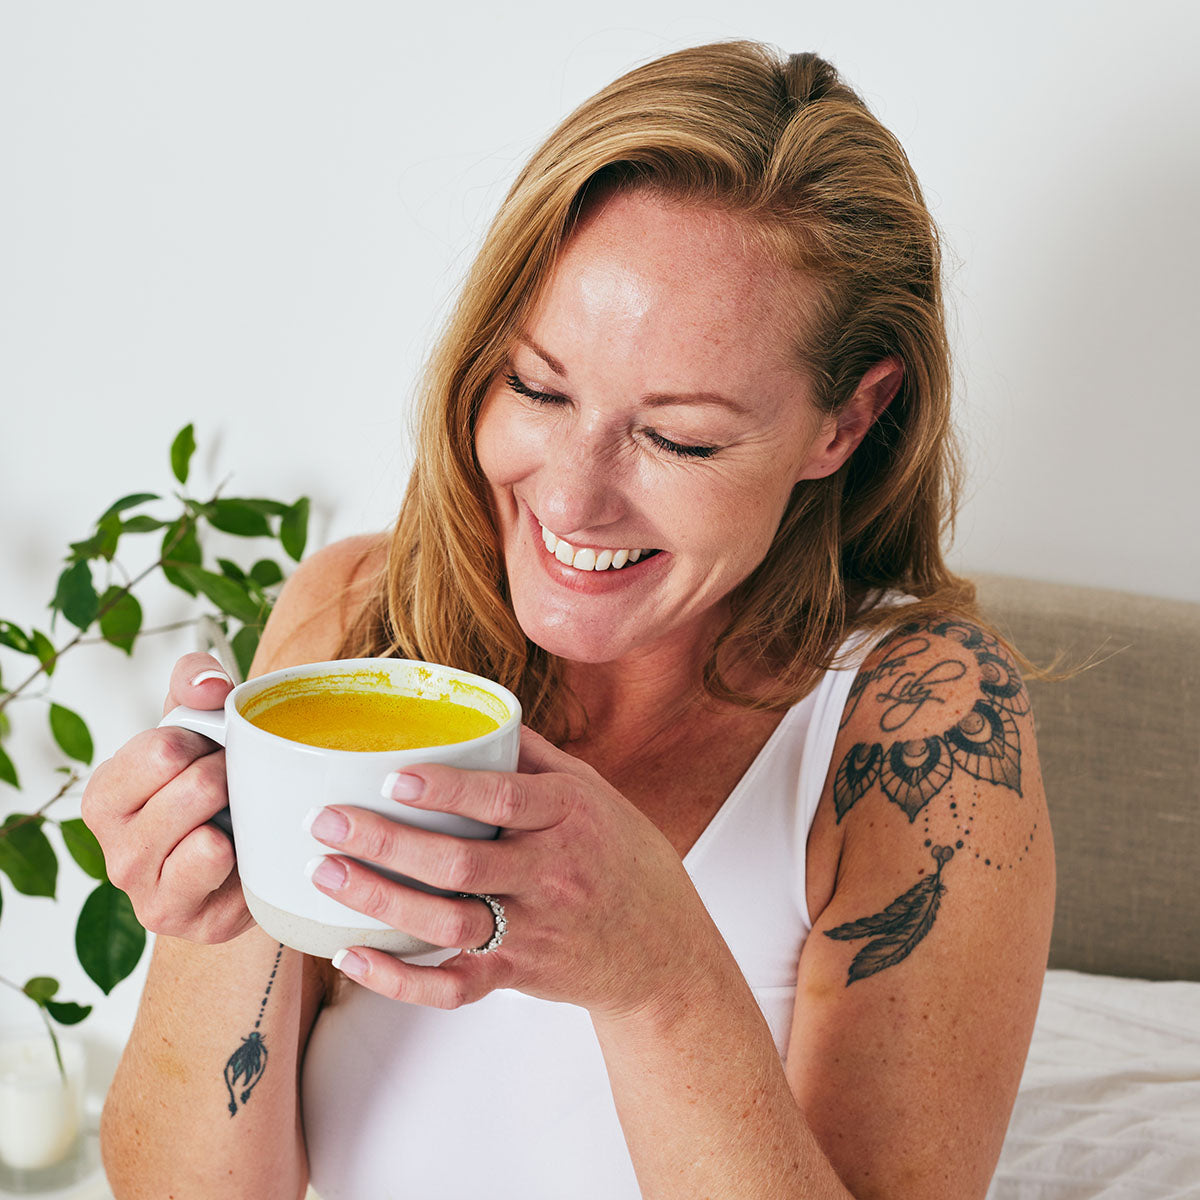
(475, 395), (538, 489)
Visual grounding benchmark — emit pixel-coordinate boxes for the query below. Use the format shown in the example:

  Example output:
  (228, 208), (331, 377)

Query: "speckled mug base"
(243, 885), (439, 960)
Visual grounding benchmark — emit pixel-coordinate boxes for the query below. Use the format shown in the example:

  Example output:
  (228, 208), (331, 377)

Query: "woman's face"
(474, 191), (844, 668)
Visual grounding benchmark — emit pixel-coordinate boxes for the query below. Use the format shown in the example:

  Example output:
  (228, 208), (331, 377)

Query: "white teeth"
(537, 519), (652, 572)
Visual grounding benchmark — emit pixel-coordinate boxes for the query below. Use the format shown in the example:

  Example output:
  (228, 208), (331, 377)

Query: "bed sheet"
(987, 969), (1200, 1199)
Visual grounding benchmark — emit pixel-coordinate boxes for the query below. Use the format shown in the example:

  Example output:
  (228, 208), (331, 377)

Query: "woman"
(84, 41), (1054, 1198)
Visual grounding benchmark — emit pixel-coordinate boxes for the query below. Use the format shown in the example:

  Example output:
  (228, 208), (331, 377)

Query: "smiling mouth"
(537, 518), (662, 572)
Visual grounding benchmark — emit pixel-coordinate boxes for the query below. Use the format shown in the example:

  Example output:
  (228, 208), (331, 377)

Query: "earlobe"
(795, 356), (904, 482)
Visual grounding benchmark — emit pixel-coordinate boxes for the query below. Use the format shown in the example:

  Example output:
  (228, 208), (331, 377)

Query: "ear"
(795, 356), (903, 482)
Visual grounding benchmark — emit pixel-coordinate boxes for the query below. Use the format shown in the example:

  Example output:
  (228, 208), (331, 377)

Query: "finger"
(307, 855), (499, 950)
(330, 944), (506, 1010)
(382, 761), (571, 832)
(517, 725), (592, 777)
(159, 822), (237, 909)
(93, 726), (223, 824)
(308, 806), (523, 894)
(163, 652), (235, 717)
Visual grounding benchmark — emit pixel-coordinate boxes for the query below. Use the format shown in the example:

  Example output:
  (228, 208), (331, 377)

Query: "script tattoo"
(826, 620), (1033, 985)
(222, 943), (283, 1116)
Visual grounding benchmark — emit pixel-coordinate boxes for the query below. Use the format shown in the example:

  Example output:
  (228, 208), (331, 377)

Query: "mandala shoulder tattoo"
(825, 619), (1039, 986)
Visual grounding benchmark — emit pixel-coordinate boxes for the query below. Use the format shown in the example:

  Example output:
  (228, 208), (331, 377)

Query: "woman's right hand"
(81, 652), (255, 943)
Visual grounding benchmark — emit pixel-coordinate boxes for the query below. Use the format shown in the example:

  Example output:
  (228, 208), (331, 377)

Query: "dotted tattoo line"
(255, 943), (284, 1031)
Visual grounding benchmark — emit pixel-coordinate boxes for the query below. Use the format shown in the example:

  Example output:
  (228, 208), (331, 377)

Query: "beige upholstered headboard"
(974, 574), (1200, 982)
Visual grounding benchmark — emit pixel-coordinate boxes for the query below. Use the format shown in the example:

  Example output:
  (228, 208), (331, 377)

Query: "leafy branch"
(0, 424), (309, 1075)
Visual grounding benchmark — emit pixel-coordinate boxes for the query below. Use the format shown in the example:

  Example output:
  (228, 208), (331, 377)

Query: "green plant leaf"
(0, 744), (17, 789)
(0, 709), (10, 738)
(161, 518), (202, 595)
(76, 882), (146, 994)
(31, 629), (57, 676)
(280, 497), (309, 562)
(231, 625), (261, 681)
(23, 976), (59, 1003)
(217, 558), (247, 583)
(0, 814), (57, 896)
(249, 558), (284, 588)
(177, 566), (265, 626)
(61, 818), (107, 880)
(170, 423), (196, 485)
(49, 704), (94, 764)
(121, 514), (168, 533)
(239, 498), (289, 517)
(53, 561), (100, 629)
(99, 492), (160, 521)
(209, 499), (272, 538)
(98, 587), (143, 655)
(46, 1000), (92, 1025)
(0, 620), (33, 654)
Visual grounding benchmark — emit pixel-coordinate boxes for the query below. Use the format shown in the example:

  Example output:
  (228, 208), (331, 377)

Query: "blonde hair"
(339, 40), (976, 739)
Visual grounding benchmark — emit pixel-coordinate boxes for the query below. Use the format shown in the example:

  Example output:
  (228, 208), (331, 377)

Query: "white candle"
(0, 1034), (85, 1171)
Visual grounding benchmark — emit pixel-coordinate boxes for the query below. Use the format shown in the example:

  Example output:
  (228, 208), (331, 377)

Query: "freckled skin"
(474, 191), (842, 670)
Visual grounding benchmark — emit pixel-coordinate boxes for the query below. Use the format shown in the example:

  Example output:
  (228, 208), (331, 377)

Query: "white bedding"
(987, 969), (1200, 1199)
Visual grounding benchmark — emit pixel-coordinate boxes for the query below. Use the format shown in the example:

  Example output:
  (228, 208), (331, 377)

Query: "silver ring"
(459, 892), (507, 954)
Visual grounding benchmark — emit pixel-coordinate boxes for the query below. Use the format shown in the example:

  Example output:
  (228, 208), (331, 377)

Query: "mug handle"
(159, 705), (234, 839)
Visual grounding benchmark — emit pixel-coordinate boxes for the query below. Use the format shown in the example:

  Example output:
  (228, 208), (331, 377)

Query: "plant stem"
(0, 771), (82, 836)
(76, 617), (199, 644)
(0, 977), (66, 1081)
(0, 518), (194, 716)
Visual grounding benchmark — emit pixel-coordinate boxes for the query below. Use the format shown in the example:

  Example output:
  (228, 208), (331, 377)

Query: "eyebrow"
(516, 334), (751, 416)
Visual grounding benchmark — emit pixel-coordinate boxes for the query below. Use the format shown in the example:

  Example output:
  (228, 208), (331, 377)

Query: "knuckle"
(438, 905), (475, 949)
(355, 875), (393, 922)
(354, 817), (395, 865)
(146, 729), (197, 782)
(489, 776), (525, 826)
(188, 754), (229, 813)
(442, 844), (483, 892)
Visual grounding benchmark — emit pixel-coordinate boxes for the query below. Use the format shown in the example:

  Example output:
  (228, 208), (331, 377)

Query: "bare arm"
(92, 536), (384, 1199)
(591, 618), (1052, 1198)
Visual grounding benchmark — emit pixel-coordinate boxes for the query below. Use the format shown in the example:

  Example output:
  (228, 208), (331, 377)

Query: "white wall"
(2, 0), (1197, 1052)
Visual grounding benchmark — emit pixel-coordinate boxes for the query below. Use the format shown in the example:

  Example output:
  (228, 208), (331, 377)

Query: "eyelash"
(502, 371), (718, 460)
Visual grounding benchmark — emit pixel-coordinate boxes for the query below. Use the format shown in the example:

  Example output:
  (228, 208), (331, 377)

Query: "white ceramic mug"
(159, 657), (521, 959)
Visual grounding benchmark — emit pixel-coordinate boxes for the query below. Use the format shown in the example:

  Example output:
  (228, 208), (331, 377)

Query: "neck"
(557, 609), (768, 764)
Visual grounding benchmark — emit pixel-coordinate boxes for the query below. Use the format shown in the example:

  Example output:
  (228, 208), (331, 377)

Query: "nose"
(533, 421), (625, 538)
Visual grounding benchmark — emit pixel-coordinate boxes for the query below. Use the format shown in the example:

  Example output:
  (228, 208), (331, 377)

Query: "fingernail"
(189, 668), (233, 687)
(306, 856), (347, 890)
(332, 948), (367, 977)
(303, 807), (349, 844)
(382, 771), (426, 802)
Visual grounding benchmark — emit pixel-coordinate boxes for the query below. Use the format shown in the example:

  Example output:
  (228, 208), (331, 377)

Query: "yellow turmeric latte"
(243, 676), (500, 752)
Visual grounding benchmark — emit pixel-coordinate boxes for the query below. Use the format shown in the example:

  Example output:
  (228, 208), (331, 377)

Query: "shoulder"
(251, 533), (388, 674)
(815, 611), (1052, 973)
(834, 614), (1032, 825)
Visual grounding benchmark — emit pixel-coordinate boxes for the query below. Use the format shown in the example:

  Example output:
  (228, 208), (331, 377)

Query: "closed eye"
(503, 371), (719, 460)
(504, 371), (566, 406)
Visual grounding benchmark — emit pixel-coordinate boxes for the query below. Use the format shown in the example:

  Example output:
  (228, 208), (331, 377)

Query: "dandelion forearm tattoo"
(825, 620), (1038, 985)
(223, 943), (283, 1116)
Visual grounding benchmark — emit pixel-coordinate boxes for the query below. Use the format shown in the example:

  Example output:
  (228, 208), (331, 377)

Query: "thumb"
(163, 653), (236, 717)
(517, 724), (591, 778)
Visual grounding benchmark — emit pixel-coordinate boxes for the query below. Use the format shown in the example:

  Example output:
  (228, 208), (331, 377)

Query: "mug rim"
(225, 656), (522, 759)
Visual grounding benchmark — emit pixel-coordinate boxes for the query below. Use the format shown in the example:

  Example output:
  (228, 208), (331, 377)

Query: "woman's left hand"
(307, 726), (718, 1017)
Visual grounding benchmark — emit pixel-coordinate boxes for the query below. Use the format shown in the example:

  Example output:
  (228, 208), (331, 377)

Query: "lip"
(521, 503), (668, 594)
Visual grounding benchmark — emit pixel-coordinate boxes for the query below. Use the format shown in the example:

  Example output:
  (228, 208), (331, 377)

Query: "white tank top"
(302, 628), (878, 1199)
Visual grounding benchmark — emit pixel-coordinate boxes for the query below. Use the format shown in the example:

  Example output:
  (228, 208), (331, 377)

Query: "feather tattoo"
(825, 845), (955, 985)
(222, 943), (283, 1116)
